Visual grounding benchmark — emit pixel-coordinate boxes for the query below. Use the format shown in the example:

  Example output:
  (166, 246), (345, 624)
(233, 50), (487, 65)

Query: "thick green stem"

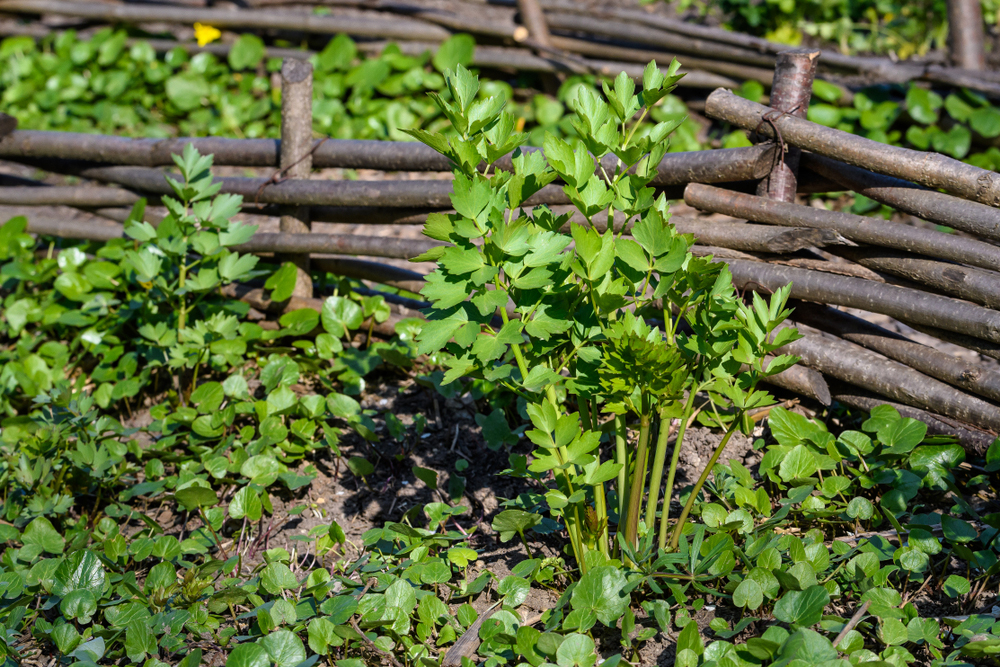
(624, 413), (652, 548)
(643, 410), (675, 533)
(659, 390), (699, 550)
(668, 414), (745, 551)
(177, 261), (187, 343)
(615, 415), (629, 520)
(579, 398), (610, 558)
(547, 385), (589, 573)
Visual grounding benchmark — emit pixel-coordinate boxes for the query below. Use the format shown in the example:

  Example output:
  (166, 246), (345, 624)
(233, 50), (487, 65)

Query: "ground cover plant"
(1, 45), (1000, 667)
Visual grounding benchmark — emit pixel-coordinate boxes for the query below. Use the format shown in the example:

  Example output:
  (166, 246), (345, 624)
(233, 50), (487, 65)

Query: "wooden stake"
(757, 49), (820, 202)
(278, 58), (314, 299)
(948, 0), (987, 70)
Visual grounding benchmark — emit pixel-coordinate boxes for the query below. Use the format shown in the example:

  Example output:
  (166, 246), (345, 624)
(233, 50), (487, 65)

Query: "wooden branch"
(310, 257), (426, 295)
(685, 183), (1000, 273)
(760, 355), (832, 405)
(720, 256), (1000, 344)
(793, 303), (1000, 403)
(231, 233), (441, 259)
(757, 49), (819, 201)
(906, 324), (1000, 362)
(544, 12), (780, 68)
(0, 0), (452, 40)
(516, 0), (553, 47)
(779, 325), (1000, 431)
(832, 385), (997, 455)
(0, 131), (779, 186)
(827, 246), (1000, 310)
(0, 185), (142, 207)
(801, 153), (1000, 242)
(948, 0), (987, 70)
(547, 35), (778, 88)
(15, 162), (570, 208)
(705, 89), (1000, 206)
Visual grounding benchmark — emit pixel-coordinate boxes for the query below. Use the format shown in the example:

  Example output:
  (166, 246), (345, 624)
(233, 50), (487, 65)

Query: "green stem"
(581, 397), (610, 558)
(615, 415), (629, 520)
(177, 261), (187, 343)
(668, 413), (745, 551)
(643, 409), (675, 534)
(546, 385), (588, 573)
(659, 390), (699, 551)
(624, 413), (652, 549)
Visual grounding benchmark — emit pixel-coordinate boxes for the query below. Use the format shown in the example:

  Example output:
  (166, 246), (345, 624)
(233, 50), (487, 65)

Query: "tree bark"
(948, 0), (987, 70)
(757, 49), (820, 201)
(721, 256), (1000, 344)
(778, 324), (1000, 431)
(0, 185), (142, 207)
(278, 58), (314, 299)
(705, 89), (1000, 206)
(685, 182), (1000, 273)
(516, 0), (553, 47)
(793, 303), (1000, 403)
(801, 152), (1000, 242)
(827, 246), (1000, 310)
(759, 355), (832, 405)
(0, 130), (779, 186)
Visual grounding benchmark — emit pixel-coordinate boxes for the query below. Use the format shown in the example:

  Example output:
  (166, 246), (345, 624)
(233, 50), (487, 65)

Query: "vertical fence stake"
(279, 58), (314, 299)
(756, 49), (819, 203)
(948, 0), (987, 70)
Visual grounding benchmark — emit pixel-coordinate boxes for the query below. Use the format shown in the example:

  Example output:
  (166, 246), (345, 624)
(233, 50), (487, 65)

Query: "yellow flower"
(193, 23), (221, 47)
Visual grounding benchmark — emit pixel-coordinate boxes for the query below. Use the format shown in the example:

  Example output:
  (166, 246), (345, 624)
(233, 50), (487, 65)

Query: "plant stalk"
(615, 414), (629, 519)
(643, 409), (676, 534)
(668, 414), (744, 551)
(579, 398), (610, 558)
(659, 389), (699, 550)
(624, 413), (652, 548)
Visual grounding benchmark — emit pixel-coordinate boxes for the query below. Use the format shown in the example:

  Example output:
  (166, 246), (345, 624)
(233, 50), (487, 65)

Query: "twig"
(833, 600), (869, 649)
(349, 617), (404, 667)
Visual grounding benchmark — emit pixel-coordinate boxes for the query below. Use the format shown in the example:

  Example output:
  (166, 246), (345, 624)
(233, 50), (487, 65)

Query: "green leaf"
(491, 509), (541, 541)
(317, 34), (356, 72)
(322, 296), (364, 335)
(125, 620), (157, 663)
(434, 34), (475, 73)
(52, 550), (106, 598)
(778, 445), (817, 483)
(166, 73), (210, 111)
(555, 633), (597, 667)
(22, 516), (65, 555)
(878, 417), (927, 455)
(941, 514), (978, 543)
(261, 562), (299, 595)
(905, 85), (941, 125)
(570, 565), (629, 627)
(174, 486), (219, 511)
(733, 578), (763, 610)
(943, 574), (971, 598)
(346, 457), (375, 478)
(265, 262), (299, 302)
(229, 487), (262, 522)
(229, 34), (265, 70)
(261, 630), (306, 667)
(61, 589), (97, 624)
(218, 252), (259, 283)
(412, 466), (438, 490)
(772, 585), (829, 627)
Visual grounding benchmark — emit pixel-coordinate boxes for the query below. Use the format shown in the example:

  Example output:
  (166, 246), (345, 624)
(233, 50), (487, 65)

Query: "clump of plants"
(407, 59), (799, 575)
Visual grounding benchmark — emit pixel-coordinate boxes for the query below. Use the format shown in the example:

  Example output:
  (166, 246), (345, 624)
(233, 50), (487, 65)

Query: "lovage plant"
(408, 61), (800, 571)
